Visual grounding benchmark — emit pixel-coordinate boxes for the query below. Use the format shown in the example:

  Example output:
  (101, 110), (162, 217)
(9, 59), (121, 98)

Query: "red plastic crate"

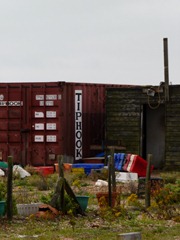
(34, 166), (54, 176)
(122, 154), (131, 171)
(126, 155), (153, 177)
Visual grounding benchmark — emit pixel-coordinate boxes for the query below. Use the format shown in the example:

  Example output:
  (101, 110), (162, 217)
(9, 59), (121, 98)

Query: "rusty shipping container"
(0, 81), (122, 166)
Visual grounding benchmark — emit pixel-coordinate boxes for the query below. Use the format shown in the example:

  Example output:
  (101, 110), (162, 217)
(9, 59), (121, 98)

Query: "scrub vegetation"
(0, 168), (179, 240)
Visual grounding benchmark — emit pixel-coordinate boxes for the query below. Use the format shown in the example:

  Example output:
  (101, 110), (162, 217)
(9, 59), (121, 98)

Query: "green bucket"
(76, 196), (89, 211)
(0, 201), (6, 217)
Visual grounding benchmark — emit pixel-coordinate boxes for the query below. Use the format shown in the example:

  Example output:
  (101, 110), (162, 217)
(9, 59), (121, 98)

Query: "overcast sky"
(0, 0), (180, 86)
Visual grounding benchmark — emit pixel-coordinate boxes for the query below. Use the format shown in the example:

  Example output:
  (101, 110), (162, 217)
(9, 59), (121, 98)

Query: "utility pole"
(163, 38), (169, 102)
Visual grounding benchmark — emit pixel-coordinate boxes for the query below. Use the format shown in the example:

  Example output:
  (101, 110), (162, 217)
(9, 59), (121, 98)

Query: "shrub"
(151, 183), (180, 219)
(152, 184), (180, 206)
(126, 193), (144, 210)
(24, 165), (37, 175)
(160, 172), (178, 184)
(0, 179), (6, 200)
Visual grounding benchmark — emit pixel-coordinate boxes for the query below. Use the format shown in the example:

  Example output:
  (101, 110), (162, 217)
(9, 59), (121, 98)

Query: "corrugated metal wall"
(62, 83), (107, 162)
(0, 82), (64, 166)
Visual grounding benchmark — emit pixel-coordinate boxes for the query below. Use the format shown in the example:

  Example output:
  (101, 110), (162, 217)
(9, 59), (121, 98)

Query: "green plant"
(14, 186), (41, 204)
(160, 172), (179, 184)
(0, 179), (6, 200)
(46, 173), (58, 189)
(9, 198), (17, 216)
(24, 165), (37, 175)
(0, 178), (17, 216)
(152, 184), (180, 206)
(36, 175), (49, 191)
(65, 194), (79, 215)
(40, 191), (54, 204)
(151, 183), (180, 219)
(98, 201), (129, 223)
(72, 178), (89, 196)
(126, 193), (144, 210)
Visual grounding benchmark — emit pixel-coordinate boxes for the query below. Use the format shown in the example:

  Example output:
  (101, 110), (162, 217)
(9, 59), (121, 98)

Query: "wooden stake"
(50, 155), (85, 215)
(145, 154), (152, 208)
(108, 155), (112, 207)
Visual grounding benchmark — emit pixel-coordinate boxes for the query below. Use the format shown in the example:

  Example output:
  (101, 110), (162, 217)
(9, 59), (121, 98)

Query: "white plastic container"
(17, 203), (41, 216)
(116, 172), (138, 182)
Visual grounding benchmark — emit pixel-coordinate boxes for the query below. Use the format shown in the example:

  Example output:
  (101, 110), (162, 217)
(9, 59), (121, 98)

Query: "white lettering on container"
(46, 95), (57, 100)
(35, 123), (44, 130)
(46, 111), (56, 118)
(75, 90), (82, 160)
(35, 112), (44, 118)
(46, 135), (57, 142)
(46, 123), (56, 130)
(0, 101), (23, 106)
(34, 135), (44, 142)
(36, 95), (44, 100)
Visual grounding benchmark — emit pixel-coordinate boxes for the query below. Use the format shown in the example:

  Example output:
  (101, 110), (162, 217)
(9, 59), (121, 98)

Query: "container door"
(0, 83), (63, 166)
(0, 85), (23, 164)
(142, 104), (165, 168)
(30, 84), (63, 166)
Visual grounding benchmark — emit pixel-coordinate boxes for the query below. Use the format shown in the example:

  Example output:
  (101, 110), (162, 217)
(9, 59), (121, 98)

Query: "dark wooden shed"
(105, 84), (180, 170)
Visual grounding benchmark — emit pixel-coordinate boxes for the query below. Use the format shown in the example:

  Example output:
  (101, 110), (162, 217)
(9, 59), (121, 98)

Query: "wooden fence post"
(58, 155), (65, 211)
(108, 155), (112, 207)
(145, 154), (152, 208)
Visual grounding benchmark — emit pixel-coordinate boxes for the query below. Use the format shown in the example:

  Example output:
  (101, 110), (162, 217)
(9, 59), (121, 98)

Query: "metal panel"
(0, 84), (23, 164)
(62, 83), (109, 161)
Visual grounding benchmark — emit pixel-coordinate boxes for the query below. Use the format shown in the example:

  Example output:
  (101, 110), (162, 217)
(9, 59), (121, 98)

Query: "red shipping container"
(0, 82), (122, 166)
